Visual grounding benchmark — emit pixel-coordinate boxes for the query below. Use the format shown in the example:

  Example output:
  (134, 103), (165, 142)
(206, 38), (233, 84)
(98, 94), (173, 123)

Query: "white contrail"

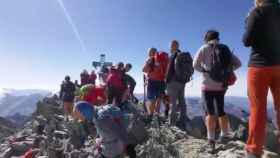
(56, 0), (87, 53)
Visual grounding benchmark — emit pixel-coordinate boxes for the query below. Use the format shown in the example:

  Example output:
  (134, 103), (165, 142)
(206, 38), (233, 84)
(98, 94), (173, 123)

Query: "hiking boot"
(217, 135), (231, 144)
(205, 139), (216, 154)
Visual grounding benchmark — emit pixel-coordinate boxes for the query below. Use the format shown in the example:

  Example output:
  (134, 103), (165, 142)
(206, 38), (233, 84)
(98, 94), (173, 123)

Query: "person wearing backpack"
(73, 98), (143, 158)
(243, 0), (280, 157)
(59, 76), (76, 121)
(106, 64), (127, 105)
(166, 40), (194, 129)
(193, 30), (241, 151)
(143, 48), (168, 120)
(73, 101), (128, 158)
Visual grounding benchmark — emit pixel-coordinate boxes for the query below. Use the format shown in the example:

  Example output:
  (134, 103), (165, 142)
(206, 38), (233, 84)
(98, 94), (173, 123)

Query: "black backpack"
(62, 81), (75, 97)
(174, 52), (194, 84)
(208, 44), (233, 84)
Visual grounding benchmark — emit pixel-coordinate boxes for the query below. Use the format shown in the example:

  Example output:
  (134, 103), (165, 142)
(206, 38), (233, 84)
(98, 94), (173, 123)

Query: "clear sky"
(0, 0), (256, 96)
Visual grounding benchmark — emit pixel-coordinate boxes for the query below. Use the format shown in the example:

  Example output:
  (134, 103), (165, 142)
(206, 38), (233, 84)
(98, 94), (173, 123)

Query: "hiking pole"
(143, 75), (148, 114)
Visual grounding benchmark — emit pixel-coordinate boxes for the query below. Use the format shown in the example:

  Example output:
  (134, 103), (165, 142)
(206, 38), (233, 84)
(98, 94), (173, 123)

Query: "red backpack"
(106, 68), (126, 90)
(88, 86), (106, 106)
(155, 51), (169, 80)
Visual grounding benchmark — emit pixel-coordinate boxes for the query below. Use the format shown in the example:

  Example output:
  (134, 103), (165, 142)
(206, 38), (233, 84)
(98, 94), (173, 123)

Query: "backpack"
(155, 51), (169, 80)
(62, 81), (76, 99)
(97, 105), (124, 121)
(94, 105), (128, 157)
(156, 51), (169, 71)
(106, 68), (126, 90)
(80, 84), (106, 106)
(174, 52), (194, 83)
(208, 44), (234, 86)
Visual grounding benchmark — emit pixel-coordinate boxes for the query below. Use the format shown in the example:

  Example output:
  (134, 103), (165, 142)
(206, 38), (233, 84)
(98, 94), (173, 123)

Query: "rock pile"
(0, 95), (96, 158)
(0, 95), (279, 158)
(137, 119), (279, 158)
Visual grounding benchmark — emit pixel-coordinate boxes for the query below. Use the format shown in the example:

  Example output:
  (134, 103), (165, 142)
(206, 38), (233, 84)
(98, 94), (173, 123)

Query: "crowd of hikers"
(58, 0), (280, 157)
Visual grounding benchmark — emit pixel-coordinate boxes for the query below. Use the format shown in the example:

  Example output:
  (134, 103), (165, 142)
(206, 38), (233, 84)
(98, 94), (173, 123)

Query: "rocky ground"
(0, 96), (279, 158)
(0, 117), (17, 143)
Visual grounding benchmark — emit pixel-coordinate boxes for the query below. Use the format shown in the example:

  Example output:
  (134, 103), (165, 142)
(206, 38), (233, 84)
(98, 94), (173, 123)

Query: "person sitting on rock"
(73, 101), (129, 158)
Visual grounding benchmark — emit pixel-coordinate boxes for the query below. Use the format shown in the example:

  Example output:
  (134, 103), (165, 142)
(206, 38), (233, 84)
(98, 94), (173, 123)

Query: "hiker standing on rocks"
(123, 63), (138, 104)
(59, 76), (76, 121)
(106, 63), (127, 105)
(193, 30), (241, 149)
(143, 48), (167, 120)
(166, 40), (194, 129)
(89, 70), (97, 85)
(243, 0), (280, 157)
(80, 70), (90, 86)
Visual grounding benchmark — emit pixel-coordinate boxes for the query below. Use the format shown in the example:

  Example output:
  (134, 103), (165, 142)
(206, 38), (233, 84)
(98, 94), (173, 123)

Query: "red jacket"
(83, 86), (107, 106)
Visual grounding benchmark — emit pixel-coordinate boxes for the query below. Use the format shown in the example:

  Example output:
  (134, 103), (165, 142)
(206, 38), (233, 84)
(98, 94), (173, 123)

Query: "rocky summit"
(0, 96), (279, 158)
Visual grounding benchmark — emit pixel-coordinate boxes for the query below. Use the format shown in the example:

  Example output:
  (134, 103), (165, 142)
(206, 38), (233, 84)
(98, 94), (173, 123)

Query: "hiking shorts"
(147, 79), (165, 101)
(202, 90), (226, 117)
(62, 94), (75, 102)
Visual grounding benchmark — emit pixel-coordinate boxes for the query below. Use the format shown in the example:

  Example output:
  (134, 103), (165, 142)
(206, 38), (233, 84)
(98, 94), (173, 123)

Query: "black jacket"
(166, 50), (179, 83)
(243, 0), (280, 67)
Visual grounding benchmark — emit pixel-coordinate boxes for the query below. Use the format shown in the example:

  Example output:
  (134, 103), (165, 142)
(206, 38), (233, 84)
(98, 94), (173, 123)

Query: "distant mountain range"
(0, 89), (276, 127)
(0, 89), (51, 117)
(135, 94), (275, 124)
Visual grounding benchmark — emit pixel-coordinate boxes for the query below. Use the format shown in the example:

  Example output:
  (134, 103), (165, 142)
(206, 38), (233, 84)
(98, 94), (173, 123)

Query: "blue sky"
(0, 0), (255, 96)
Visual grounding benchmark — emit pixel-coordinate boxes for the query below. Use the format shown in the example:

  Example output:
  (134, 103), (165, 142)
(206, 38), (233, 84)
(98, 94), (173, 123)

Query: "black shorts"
(202, 91), (226, 117)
